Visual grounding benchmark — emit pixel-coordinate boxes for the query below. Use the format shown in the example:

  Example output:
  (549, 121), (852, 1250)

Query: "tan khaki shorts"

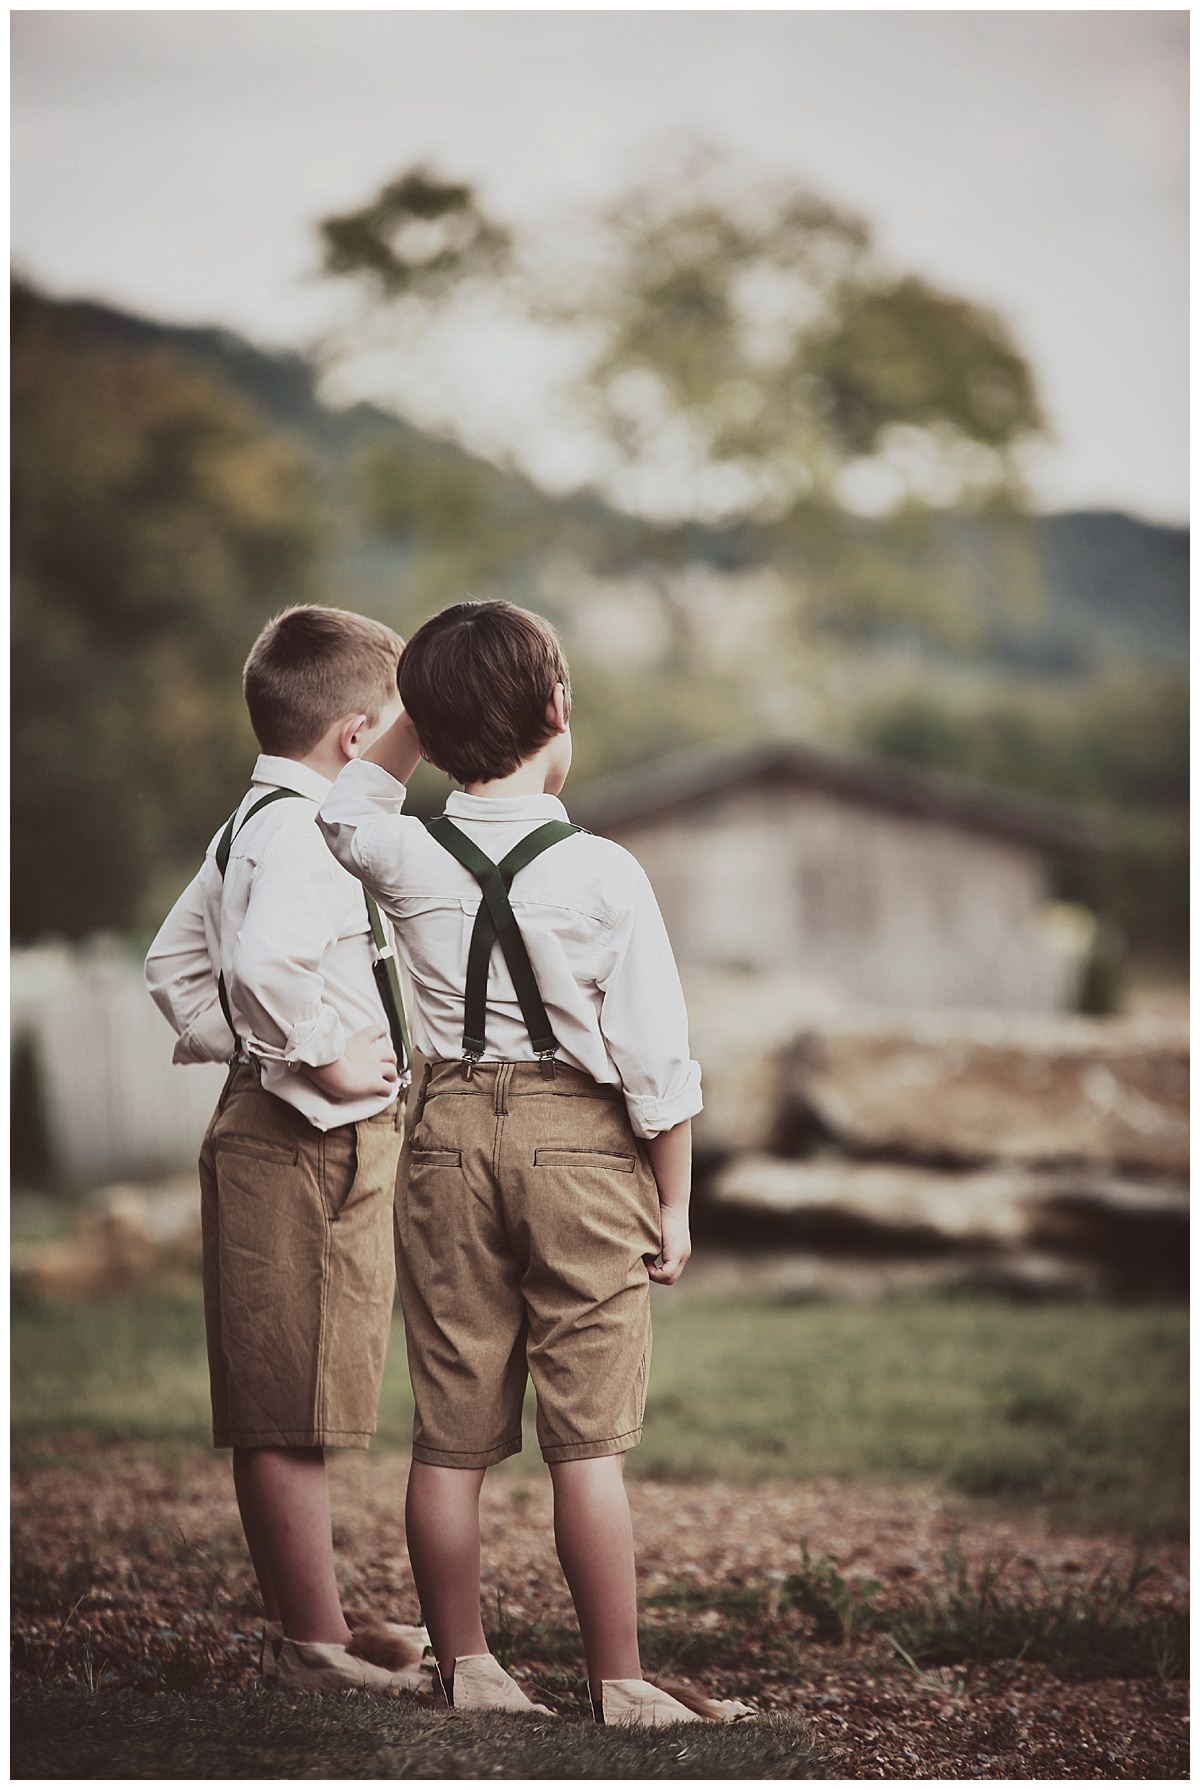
(395, 1060), (663, 1468)
(199, 1065), (405, 1450)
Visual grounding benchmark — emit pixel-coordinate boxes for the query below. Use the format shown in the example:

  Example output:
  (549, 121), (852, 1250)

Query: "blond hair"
(243, 606), (402, 756)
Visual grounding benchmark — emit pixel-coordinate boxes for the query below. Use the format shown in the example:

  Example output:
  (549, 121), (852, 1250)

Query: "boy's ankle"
(281, 1622), (353, 1648)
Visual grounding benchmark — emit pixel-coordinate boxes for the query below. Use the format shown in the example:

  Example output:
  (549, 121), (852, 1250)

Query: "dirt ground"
(11, 1444), (1188, 1780)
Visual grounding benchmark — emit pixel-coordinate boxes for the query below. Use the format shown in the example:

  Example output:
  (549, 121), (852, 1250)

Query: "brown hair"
(398, 600), (570, 784)
(243, 606), (402, 757)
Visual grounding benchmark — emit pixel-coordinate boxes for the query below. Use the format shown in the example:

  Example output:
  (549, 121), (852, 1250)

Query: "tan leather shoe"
(597, 1677), (757, 1725)
(443, 1652), (556, 1716)
(274, 1636), (427, 1696)
(261, 1618), (431, 1689)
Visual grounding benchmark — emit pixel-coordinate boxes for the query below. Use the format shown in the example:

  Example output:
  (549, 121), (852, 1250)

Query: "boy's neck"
(288, 744), (347, 784)
(463, 759), (555, 800)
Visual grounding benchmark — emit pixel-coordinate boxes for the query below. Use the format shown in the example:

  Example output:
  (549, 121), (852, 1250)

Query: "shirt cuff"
(171, 1002), (235, 1066)
(250, 1009), (348, 1072)
(338, 758), (409, 811)
(623, 1061), (703, 1140)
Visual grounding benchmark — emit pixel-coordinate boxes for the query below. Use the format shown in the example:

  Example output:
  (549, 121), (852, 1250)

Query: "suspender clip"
(462, 1050), (481, 1081)
(537, 1049), (558, 1081)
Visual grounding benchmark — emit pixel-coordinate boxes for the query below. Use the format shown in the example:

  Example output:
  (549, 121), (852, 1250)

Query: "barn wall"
(608, 786), (1075, 1012)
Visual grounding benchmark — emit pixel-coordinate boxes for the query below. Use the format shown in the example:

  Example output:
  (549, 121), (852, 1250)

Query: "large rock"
(685, 972), (1189, 1174)
(780, 1013), (1188, 1173)
(709, 1154), (1188, 1290)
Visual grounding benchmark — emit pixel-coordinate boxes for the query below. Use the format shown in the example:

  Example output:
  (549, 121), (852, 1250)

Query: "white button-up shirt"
(317, 761), (701, 1139)
(145, 755), (403, 1132)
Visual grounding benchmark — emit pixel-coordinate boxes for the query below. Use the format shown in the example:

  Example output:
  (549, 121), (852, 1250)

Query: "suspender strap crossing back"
(424, 816), (581, 1069)
(214, 790), (303, 1049)
(365, 890), (414, 1079)
(214, 788), (412, 1081)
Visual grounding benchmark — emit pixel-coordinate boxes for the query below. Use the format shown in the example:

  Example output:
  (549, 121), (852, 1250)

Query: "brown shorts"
(199, 1065), (405, 1450)
(394, 1060), (663, 1469)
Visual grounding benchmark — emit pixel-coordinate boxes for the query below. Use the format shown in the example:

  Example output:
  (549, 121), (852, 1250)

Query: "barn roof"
(572, 738), (1110, 856)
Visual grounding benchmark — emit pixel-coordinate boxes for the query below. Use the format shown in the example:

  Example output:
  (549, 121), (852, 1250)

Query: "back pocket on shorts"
(533, 1148), (635, 1172)
(409, 1148), (462, 1167)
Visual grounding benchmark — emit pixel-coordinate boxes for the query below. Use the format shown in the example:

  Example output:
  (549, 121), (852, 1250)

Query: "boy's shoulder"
(545, 826), (650, 920)
(208, 789), (346, 877)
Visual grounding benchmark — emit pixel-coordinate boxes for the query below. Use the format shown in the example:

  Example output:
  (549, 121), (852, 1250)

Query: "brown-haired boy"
(146, 605), (427, 1695)
(318, 599), (755, 1724)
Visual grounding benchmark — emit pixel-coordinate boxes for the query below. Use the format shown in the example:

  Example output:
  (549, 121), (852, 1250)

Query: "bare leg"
(405, 1461), (488, 1681)
(549, 1454), (641, 1692)
(232, 1449), (280, 1621)
(232, 1446), (351, 1645)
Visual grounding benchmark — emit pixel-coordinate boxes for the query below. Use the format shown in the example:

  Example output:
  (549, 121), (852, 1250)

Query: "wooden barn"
(574, 740), (1105, 1013)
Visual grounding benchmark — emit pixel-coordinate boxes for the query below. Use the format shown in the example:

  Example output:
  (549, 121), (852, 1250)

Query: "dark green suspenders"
(424, 816), (581, 1073)
(365, 887), (414, 1081)
(214, 788), (412, 1081)
(214, 790), (301, 1053)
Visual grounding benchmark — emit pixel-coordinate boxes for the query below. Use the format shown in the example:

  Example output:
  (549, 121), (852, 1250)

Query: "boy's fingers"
(648, 1255), (684, 1285)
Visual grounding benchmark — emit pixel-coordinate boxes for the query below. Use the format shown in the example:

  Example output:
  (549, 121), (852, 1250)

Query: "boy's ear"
(339, 713), (370, 760)
(547, 684), (568, 734)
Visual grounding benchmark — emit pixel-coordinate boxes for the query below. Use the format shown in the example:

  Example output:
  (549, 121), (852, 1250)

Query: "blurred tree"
(12, 283), (319, 941)
(318, 151), (1045, 651)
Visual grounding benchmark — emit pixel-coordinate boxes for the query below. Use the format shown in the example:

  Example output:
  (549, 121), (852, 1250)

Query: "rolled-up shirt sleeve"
(145, 867), (229, 1065)
(597, 865), (702, 1140)
(316, 759), (415, 901)
(228, 833), (348, 1070)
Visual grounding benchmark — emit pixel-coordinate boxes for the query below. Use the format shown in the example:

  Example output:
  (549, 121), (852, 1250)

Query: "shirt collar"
(251, 754), (334, 802)
(444, 789), (570, 823)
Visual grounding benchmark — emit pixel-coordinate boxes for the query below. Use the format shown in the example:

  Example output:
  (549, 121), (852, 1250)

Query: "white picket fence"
(12, 941), (227, 1188)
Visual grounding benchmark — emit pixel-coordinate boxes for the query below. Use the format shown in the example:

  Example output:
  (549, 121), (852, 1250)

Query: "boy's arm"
(316, 713), (425, 903)
(228, 829), (381, 1085)
(597, 863), (703, 1283)
(645, 1121), (693, 1286)
(144, 868), (232, 1065)
(597, 864), (703, 1140)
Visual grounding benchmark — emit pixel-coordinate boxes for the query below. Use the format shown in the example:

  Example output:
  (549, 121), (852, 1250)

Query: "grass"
(11, 1286), (1188, 1535)
(9, 1686), (829, 1779)
(644, 1549), (1189, 1684)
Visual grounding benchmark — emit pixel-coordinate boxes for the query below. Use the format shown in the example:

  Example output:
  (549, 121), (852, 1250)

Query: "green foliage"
(853, 668), (1188, 954)
(11, 284), (321, 940)
(319, 166), (510, 302)
(319, 150), (1047, 656)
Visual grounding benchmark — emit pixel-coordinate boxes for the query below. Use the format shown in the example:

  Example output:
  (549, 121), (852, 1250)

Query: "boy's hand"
(365, 707), (424, 783)
(648, 1204), (692, 1286)
(304, 1026), (399, 1101)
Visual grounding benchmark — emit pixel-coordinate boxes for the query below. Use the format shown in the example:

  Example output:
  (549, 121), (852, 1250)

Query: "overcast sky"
(11, 9), (1189, 523)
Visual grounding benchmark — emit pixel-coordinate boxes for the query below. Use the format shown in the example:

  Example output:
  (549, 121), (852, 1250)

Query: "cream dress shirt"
(145, 754), (402, 1131)
(317, 761), (702, 1140)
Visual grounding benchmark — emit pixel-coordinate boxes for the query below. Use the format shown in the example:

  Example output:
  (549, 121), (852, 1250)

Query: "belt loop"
(414, 1062), (432, 1125)
(494, 1062), (512, 1117)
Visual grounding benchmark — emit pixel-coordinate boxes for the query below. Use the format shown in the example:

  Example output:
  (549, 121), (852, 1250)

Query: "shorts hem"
(541, 1428), (643, 1464)
(213, 1428), (375, 1451)
(410, 1437), (523, 1469)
